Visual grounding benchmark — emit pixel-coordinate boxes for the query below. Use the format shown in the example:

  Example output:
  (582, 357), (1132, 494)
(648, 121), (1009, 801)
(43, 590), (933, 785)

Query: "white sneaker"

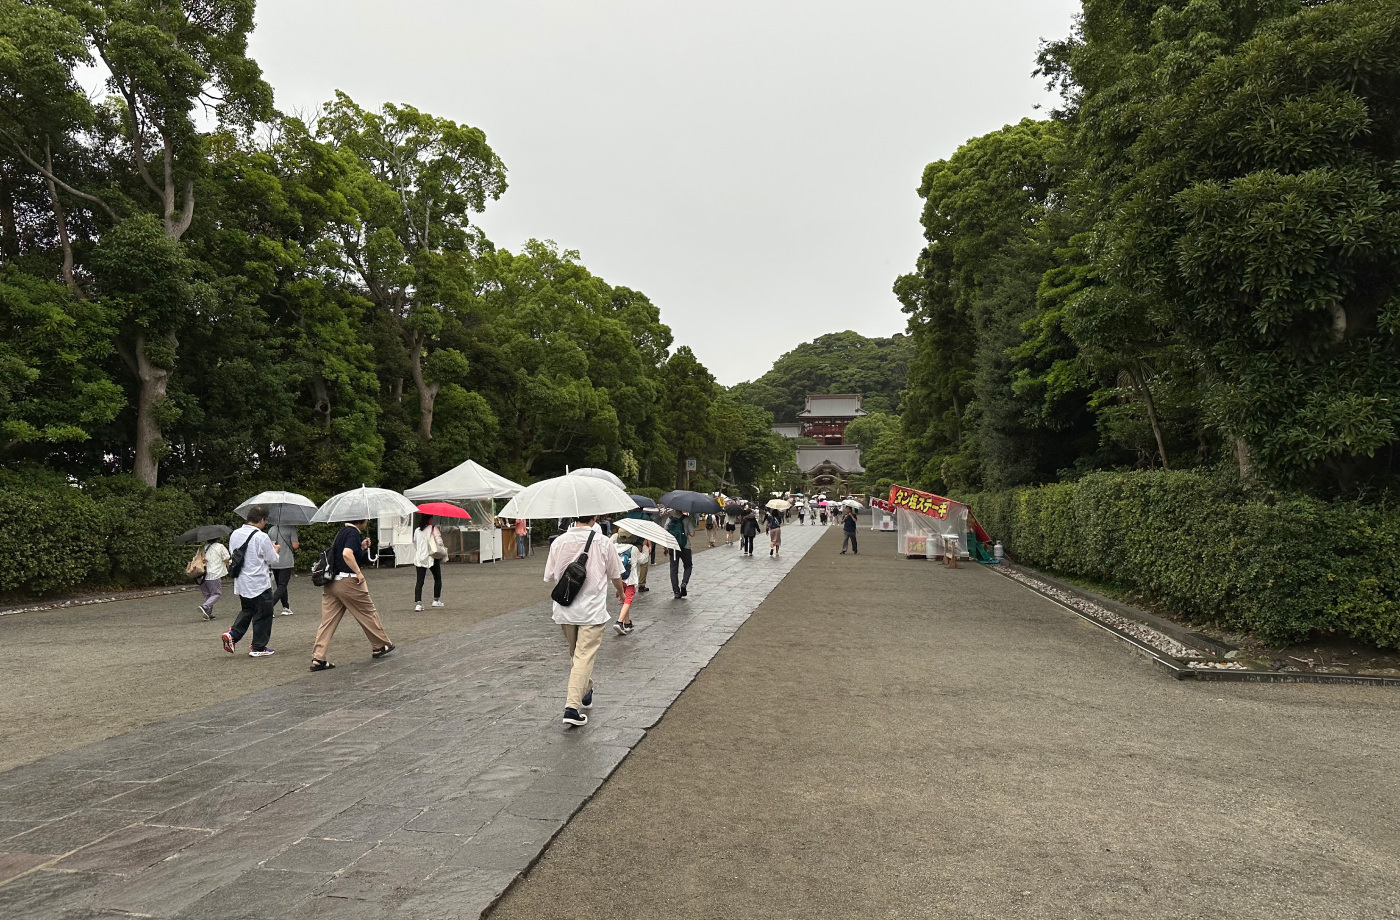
(278, 609), (294, 616)
(249, 648), (275, 658)
(414, 603), (423, 612)
(431, 600), (445, 608)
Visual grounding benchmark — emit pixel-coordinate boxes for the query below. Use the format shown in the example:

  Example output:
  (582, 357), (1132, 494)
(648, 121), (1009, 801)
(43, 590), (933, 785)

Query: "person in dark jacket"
(841, 506), (859, 554)
(739, 511), (760, 556)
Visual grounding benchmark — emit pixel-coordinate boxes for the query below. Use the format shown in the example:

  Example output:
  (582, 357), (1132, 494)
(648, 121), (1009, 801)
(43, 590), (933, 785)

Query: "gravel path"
(490, 528), (1400, 920)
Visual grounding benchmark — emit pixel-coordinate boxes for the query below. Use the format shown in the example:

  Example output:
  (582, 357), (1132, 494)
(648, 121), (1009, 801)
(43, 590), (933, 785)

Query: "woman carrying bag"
(412, 514), (448, 611)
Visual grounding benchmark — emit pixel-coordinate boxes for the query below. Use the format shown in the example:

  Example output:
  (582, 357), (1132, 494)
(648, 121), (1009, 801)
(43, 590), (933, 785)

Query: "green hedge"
(0, 475), (200, 596)
(962, 471), (1400, 650)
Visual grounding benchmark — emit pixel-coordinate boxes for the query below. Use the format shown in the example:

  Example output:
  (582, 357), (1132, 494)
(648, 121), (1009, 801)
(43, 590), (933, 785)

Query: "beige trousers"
(314, 576), (390, 661)
(560, 623), (604, 711)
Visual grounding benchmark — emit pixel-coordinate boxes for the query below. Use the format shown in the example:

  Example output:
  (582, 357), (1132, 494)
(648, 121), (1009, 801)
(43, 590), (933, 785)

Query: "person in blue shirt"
(841, 506), (859, 554)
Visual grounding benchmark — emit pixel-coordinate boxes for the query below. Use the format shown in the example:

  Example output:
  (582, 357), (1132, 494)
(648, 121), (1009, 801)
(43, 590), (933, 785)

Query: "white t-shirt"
(230, 525), (278, 597)
(412, 525), (443, 568)
(613, 540), (640, 587)
(544, 526), (623, 626)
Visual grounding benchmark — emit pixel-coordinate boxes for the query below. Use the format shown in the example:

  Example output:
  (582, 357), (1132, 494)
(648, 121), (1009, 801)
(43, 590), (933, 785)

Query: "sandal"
(309, 659), (335, 671)
(372, 643), (395, 659)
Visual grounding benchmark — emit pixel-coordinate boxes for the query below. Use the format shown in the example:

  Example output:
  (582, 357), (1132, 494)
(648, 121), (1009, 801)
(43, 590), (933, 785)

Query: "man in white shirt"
(544, 514), (625, 727)
(220, 506), (281, 658)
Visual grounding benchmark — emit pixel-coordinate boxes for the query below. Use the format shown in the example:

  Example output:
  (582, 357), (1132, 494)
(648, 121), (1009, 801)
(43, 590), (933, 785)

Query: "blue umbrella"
(660, 490), (723, 515)
(630, 494), (658, 509)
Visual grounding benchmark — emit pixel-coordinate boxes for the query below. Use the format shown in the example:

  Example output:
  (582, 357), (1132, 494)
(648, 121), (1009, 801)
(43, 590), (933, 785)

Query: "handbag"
(186, 546), (207, 583)
(550, 531), (595, 607)
(429, 527), (448, 561)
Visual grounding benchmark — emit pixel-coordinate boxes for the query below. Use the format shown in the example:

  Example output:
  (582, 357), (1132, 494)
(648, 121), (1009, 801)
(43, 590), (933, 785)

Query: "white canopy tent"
(400, 460), (526, 564)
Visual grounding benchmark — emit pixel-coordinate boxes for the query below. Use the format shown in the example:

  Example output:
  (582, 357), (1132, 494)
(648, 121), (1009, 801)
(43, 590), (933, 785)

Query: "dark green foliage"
(729, 331), (913, 421)
(0, 473), (198, 595)
(964, 472), (1400, 650)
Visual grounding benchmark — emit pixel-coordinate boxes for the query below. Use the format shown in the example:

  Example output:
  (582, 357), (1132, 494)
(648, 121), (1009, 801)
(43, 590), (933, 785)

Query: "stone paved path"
(0, 526), (826, 919)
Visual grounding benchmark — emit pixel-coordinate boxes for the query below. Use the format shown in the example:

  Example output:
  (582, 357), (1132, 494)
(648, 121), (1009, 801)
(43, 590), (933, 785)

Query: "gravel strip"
(1001, 568), (1203, 660)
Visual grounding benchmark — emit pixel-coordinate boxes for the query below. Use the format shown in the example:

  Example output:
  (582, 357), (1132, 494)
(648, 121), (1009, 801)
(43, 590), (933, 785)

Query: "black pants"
(414, 561), (442, 602)
(272, 568), (293, 610)
(669, 547), (692, 594)
(843, 532), (858, 553)
(740, 534), (755, 554)
(230, 589), (274, 651)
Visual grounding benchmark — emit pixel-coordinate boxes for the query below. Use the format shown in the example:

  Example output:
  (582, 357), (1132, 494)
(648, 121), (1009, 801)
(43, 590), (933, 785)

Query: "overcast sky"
(247, 0), (1080, 386)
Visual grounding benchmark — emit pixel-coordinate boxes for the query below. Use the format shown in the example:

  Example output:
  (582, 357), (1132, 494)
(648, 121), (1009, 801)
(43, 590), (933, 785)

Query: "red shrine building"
(794, 394), (867, 445)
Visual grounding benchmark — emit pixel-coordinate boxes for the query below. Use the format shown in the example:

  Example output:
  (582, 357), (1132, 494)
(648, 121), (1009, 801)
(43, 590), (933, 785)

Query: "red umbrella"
(415, 502), (472, 520)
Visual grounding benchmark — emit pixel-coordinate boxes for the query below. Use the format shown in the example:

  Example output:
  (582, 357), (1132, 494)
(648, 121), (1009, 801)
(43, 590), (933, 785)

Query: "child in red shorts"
(612, 536), (648, 635)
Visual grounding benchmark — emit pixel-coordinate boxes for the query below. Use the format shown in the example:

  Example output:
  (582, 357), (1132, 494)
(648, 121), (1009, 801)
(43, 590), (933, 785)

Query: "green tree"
(659, 346), (717, 489)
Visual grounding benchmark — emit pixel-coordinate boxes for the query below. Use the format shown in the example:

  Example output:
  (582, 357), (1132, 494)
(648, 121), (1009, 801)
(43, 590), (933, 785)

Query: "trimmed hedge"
(0, 476), (200, 596)
(962, 472), (1400, 651)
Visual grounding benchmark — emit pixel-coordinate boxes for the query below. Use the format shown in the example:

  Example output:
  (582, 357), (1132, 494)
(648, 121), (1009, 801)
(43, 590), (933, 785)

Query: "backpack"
(228, 530), (255, 578)
(310, 545), (335, 587)
(619, 544), (633, 582)
(186, 546), (207, 583)
(550, 531), (596, 607)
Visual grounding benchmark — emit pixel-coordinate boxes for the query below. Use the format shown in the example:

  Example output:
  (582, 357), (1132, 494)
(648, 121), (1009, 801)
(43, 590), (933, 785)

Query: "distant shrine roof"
(795, 444), (866, 474)
(796, 394), (868, 419)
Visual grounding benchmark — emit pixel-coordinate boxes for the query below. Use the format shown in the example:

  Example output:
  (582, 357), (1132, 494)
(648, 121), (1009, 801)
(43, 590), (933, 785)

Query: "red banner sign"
(888, 485), (952, 519)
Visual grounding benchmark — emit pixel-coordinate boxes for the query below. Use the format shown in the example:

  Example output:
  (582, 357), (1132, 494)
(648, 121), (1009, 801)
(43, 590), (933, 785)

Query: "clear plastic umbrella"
(568, 467), (627, 491)
(613, 517), (680, 552)
(766, 499), (792, 511)
(235, 490), (319, 525)
(498, 476), (636, 520)
(311, 486), (417, 523)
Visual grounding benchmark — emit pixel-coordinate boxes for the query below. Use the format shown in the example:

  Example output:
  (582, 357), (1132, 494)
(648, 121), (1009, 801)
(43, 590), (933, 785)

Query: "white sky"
(248, 0), (1081, 385)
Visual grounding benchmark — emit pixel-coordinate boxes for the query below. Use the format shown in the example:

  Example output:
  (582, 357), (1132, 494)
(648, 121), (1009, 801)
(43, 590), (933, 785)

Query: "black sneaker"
(622, 620), (634, 635)
(581, 687), (593, 709)
(680, 586), (688, 597)
(614, 620), (628, 636)
(562, 708), (588, 727)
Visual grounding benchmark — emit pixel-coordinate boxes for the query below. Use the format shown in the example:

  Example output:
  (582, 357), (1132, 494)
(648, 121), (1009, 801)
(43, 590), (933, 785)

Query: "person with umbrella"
(177, 525), (232, 621)
(765, 502), (784, 557)
(841, 504), (859, 554)
(311, 517), (395, 670)
(664, 510), (694, 599)
(220, 506), (281, 658)
(544, 513), (626, 727)
(412, 514), (447, 611)
(268, 522), (299, 617)
(739, 508), (760, 556)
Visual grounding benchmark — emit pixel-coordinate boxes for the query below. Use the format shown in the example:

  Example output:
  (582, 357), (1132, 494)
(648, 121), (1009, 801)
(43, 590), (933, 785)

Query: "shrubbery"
(963, 472), (1400, 651)
(0, 474), (200, 596)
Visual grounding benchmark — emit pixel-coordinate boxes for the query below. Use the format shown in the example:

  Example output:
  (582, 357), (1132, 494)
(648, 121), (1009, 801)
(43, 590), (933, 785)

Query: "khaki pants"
(560, 623), (604, 711)
(314, 576), (390, 661)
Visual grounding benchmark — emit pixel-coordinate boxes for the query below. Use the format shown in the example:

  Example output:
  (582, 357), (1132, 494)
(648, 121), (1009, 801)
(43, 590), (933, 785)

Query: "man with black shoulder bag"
(544, 514), (625, 727)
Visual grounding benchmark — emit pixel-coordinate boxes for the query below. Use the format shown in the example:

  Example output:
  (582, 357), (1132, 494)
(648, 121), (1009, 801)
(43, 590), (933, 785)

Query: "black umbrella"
(176, 524), (232, 545)
(659, 490), (723, 515)
(630, 494), (658, 510)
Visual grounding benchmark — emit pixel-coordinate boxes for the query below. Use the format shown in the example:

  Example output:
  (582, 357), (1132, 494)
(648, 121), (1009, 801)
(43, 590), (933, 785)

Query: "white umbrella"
(235, 490), (318, 525)
(568, 467), (627, 491)
(613, 517), (680, 552)
(766, 499), (792, 511)
(841, 499), (865, 510)
(498, 475), (635, 520)
(311, 486), (418, 523)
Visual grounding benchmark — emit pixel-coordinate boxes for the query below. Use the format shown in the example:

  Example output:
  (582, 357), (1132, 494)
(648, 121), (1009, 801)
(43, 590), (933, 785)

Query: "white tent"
(402, 460), (525, 564)
(405, 459), (523, 502)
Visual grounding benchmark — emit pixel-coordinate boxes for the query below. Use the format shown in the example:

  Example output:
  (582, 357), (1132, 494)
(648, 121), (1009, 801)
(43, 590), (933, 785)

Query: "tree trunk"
(44, 145), (83, 299)
(0, 164), (17, 264)
(1128, 366), (1170, 471)
(1236, 437), (1254, 486)
(131, 332), (173, 488)
(311, 374), (332, 427)
(408, 332), (441, 441)
(675, 455), (687, 490)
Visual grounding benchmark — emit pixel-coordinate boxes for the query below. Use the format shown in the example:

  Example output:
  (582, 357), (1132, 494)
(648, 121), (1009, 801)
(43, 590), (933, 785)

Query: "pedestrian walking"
(724, 508), (738, 546)
(841, 506), (859, 554)
(514, 517), (529, 559)
(797, 504), (807, 526)
(310, 519), (395, 671)
(612, 532), (648, 635)
(412, 515), (446, 611)
(739, 510), (760, 555)
(819, 506), (829, 525)
(705, 514), (716, 547)
(545, 514), (625, 727)
(665, 511), (694, 599)
(220, 506), (280, 658)
(766, 507), (783, 557)
(198, 537), (230, 620)
(268, 522), (299, 616)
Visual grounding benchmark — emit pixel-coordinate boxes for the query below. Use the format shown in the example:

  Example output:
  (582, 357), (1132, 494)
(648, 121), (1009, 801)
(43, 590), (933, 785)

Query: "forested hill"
(728, 331), (912, 421)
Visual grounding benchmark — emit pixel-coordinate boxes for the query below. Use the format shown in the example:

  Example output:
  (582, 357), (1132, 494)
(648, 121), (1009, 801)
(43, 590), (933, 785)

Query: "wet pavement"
(0, 526), (826, 919)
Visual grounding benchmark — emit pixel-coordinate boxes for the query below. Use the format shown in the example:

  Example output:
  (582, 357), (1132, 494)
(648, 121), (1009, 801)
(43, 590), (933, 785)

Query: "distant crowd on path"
(191, 494), (865, 730)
